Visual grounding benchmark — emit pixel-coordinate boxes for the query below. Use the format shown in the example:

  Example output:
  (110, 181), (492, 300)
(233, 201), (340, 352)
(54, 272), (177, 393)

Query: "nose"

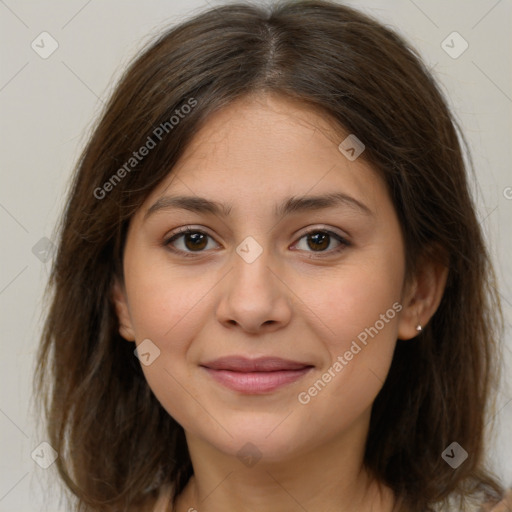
(215, 245), (292, 334)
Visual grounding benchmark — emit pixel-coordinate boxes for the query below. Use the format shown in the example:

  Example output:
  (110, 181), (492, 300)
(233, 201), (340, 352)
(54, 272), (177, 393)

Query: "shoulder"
(480, 487), (512, 511)
(417, 487), (512, 512)
(153, 484), (174, 512)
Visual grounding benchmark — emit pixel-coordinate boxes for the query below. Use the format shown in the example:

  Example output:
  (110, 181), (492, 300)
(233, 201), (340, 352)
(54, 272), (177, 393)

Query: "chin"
(196, 413), (314, 465)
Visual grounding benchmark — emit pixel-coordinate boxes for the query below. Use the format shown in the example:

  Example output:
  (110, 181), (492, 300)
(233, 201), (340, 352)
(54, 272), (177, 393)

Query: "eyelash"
(163, 226), (350, 259)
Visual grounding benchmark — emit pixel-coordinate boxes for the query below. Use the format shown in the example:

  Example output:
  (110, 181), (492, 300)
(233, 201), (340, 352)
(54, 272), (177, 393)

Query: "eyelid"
(293, 224), (349, 241)
(163, 224), (351, 257)
(289, 225), (350, 257)
(165, 225), (213, 239)
(163, 225), (220, 257)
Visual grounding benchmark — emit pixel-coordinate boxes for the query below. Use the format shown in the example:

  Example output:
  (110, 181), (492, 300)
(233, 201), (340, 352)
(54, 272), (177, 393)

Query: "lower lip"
(202, 367), (313, 393)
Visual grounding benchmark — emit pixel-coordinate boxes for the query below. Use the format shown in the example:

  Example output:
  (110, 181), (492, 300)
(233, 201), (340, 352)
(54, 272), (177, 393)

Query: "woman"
(36, 1), (511, 510)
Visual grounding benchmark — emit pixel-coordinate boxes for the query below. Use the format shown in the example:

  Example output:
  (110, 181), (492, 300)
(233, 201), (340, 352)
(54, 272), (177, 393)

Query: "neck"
(173, 410), (395, 512)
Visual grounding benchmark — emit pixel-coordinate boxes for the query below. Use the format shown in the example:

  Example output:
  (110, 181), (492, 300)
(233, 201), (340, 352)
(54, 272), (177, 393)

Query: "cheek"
(295, 250), (403, 411)
(307, 255), (403, 349)
(124, 269), (213, 430)
(124, 260), (213, 342)
(123, 259), (220, 419)
(294, 297), (400, 446)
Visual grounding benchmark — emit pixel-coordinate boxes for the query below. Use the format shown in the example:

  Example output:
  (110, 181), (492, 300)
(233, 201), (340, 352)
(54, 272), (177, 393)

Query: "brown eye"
(165, 228), (219, 255)
(307, 232), (330, 251)
(293, 229), (349, 256)
(164, 227), (349, 258)
(183, 232), (208, 251)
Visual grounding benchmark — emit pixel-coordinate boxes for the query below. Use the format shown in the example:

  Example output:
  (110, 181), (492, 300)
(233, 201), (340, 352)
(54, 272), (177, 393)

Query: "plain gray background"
(0, 1), (511, 510)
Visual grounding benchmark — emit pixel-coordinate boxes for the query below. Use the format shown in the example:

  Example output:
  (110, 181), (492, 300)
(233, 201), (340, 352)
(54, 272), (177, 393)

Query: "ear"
(397, 252), (449, 340)
(111, 278), (136, 342)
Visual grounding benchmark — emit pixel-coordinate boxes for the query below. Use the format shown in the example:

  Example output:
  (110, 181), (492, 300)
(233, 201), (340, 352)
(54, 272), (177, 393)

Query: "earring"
(416, 324), (422, 332)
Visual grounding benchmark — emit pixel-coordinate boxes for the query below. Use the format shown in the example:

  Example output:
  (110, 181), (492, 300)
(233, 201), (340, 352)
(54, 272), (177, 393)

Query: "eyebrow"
(143, 192), (373, 222)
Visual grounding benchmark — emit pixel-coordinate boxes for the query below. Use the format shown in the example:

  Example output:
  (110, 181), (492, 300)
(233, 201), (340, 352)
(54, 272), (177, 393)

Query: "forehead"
(139, 93), (388, 218)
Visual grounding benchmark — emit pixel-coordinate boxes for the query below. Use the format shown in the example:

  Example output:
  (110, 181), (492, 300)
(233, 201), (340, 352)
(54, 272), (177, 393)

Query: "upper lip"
(200, 356), (313, 372)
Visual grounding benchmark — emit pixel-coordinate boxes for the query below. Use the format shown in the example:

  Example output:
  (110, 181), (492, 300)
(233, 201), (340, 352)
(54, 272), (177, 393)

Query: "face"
(114, 93), (413, 463)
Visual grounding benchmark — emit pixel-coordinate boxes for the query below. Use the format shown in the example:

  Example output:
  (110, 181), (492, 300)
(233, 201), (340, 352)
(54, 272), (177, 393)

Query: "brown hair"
(35, 1), (505, 510)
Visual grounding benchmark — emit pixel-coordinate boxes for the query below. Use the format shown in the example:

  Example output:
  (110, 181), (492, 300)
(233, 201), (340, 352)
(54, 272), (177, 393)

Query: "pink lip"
(200, 356), (313, 394)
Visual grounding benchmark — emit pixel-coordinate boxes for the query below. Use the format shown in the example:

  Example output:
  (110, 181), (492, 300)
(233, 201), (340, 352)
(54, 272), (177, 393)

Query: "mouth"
(199, 356), (314, 394)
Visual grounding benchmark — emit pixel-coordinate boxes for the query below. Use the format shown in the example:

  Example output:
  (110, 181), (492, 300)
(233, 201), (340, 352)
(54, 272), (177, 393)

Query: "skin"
(113, 93), (448, 512)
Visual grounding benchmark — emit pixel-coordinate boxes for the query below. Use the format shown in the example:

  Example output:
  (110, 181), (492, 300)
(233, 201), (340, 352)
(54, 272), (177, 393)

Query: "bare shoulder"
(480, 488), (512, 512)
(152, 484), (174, 512)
